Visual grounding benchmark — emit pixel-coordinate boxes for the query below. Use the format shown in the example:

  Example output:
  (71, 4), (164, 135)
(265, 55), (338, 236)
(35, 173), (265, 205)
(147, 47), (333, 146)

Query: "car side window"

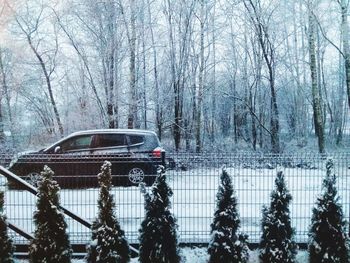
(128, 135), (144, 145)
(61, 135), (93, 152)
(94, 134), (126, 148)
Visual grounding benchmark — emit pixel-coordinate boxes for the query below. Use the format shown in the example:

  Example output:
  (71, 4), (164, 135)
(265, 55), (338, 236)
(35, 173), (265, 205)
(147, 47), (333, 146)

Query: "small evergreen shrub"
(208, 169), (249, 263)
(139, 166), (180, 263)
(0, 191), (15, 263)
(259, 171), (297, 263)
(86, 161), (130, 263)
(308, 159), (349, 263)
(29, 165), (72, 263)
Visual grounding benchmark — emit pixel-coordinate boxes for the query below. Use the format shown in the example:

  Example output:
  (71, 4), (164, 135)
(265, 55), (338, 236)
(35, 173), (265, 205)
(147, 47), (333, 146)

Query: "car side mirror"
(54, 146), (62, 153)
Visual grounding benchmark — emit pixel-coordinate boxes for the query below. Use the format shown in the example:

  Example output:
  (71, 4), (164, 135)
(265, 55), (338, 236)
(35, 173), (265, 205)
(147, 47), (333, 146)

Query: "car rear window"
(129, 135), (144, 145)
(96, 134), (126, 148)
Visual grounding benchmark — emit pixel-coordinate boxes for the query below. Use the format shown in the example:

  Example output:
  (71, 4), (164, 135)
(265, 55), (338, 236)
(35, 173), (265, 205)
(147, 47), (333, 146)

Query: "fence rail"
(0, 152), (349, 247)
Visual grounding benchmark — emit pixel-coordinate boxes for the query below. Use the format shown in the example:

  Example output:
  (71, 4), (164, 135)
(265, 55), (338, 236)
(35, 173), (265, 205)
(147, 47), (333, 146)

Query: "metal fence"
(0, 152), (349, 247)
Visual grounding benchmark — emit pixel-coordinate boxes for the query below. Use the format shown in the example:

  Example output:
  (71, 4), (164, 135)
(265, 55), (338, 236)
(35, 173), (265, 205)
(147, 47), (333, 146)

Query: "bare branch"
(312, 11), (344, 57)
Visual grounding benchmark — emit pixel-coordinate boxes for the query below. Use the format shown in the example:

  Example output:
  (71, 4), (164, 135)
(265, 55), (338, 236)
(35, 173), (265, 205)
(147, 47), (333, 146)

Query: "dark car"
(8, 129), (165, 188)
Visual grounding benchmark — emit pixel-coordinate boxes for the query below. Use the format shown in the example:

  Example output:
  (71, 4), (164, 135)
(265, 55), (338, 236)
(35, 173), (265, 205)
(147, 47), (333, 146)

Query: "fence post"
(0, 191), (3, 213)
(161, 151), (166, 167)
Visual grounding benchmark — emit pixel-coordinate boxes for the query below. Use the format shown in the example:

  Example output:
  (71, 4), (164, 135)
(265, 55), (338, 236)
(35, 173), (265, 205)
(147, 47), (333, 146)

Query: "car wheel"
(128, 167), (145, 184)
(25, 172), (42, 187)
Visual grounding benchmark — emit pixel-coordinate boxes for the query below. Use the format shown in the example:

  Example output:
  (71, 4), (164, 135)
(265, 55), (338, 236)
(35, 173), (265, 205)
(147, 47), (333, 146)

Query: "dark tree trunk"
(128, 0), (137, 129)
(308, 4), (325, 153)
(27, 37), (64, 137)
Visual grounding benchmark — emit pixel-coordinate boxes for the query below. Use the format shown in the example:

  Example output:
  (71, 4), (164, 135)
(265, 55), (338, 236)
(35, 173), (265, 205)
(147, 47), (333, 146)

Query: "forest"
(0, 0), (349, 153)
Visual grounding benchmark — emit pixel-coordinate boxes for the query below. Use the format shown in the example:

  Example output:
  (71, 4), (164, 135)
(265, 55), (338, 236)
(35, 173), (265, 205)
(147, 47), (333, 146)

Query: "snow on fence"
(0, 152), (349, 246)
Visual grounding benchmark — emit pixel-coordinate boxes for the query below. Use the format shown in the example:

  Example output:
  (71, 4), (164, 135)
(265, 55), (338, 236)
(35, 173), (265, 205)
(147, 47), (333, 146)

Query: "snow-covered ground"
(3, 161), (349, 246)
(16, 247), (309, 262)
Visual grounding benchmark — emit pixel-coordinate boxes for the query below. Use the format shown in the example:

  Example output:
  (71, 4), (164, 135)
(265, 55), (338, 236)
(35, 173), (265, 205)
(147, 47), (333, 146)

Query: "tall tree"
(307, 0), (325, 153)
(338, 0), (350, 111)
(0, 47), (13, 145)
(0, 76), (3, 142)
(243, 0), (281, 153)
(164, 0), (196, 151)
(13, 0), (64, 136)
(146, 0), (163, 139)
(128, 0), (137, 129)
(54, 6), (107, 127)
(194, 0), (206, 153)
(104, 0), (118, 129)
(119, 0), (138, 129)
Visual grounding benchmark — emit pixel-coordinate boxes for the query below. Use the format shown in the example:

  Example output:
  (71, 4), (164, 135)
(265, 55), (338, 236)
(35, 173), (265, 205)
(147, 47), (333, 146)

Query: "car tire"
(128, 167), (145, 184)
(25, 172), (42, 187)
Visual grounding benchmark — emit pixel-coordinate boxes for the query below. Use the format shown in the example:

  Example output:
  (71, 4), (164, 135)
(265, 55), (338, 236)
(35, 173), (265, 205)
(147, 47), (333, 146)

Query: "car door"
(49, 134), (95, 186)
(90, 133), (128, 154)
(90, 133), (130, 181)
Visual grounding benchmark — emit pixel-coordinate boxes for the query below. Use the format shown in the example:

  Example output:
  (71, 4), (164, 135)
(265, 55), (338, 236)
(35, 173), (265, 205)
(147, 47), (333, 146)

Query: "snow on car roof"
(69, 129), (157, 136)
(44, 129), (157, 151)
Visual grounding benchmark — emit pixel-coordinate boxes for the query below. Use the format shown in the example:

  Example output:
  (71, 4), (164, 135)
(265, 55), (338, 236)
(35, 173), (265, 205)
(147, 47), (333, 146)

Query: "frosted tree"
(259, 171), (297, 263)
(29, 166), (71, 262)
(208, 169), (249, 263)
(139, 166), (180, 263)
(308, 159), (349, 263)
(86, 161), (130, 263)
(307, 0), (325, 153)
(0, 191), (14, 263)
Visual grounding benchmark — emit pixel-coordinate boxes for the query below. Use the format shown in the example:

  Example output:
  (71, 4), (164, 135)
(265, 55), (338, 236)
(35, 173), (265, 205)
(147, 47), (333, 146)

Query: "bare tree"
(128, 0), (137, 129)
(12, 0), (64, 136)
(1, 0), (348, 152)
(307, 0), (325, 153)
(164, 0), (196, 151)
(243, 0), (281, 153)
(104, 0), (118, 129)
(195, 0), (206, 153)
(0, 47), (14, 144)
(0, 90), (3, 142)
(0, 49), (5, 142)
(338, 0), (350, 111)
(146, 0), (163, 138)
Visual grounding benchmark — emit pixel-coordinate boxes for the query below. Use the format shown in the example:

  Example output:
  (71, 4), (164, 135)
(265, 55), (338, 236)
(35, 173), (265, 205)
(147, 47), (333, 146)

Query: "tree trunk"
(166, 0), (181, 151)
(195, 0), (205, 153)
(27, 37), (64, 137)
(0, 49), (8, 142)
(269, 77), (280, 153)
(232, 78), (238, 144)
(210, 3), (216, 144)
(340, 0), (350, 110)
(300, 0), (308, 138)
(128, 0), (137, 129)
(308, 3), (325, 153)
(261, 33), (280, 153)
(244, 0), (280, 153)
(56, 16), (106, 126)
(106, 2), (117, 129)
(146, 0), (162, 138)
(336, 43), (345, 145)
(0, 97), (3, 142)
(107, 51), (116, 129)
